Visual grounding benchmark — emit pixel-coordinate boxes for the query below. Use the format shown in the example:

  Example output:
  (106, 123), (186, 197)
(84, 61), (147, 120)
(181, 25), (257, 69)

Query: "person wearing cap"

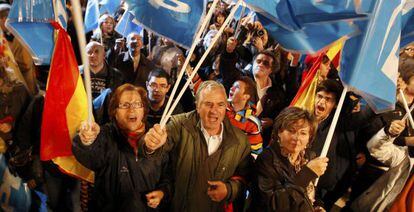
(113, 32), (155, 87)
(0, 2), (38, 95)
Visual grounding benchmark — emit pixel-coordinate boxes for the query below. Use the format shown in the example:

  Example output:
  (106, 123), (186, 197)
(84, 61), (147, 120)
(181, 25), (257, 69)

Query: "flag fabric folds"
(401, 2), (414, 47)
(340, 0), (403, 113)
(99, 0), (121, 15)
(244, 0), (370, 53)
(40, 22), (94, 183)
(290, 53), (324, 113)
(290, 39), (343, 112)
(84, 0), (100, 33)
(257, 12), (355, 53)
(6, 0), (55, 65)
(126, 0), (205, 48)
(115, 11), (143, 38)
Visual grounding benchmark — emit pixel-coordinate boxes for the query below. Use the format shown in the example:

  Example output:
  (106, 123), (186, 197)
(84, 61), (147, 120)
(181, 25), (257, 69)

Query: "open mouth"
(128, 115), (138, 122)
(316, 105), (325, 113)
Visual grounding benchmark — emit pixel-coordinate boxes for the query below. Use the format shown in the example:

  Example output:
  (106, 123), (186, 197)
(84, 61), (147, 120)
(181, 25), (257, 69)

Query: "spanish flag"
(290, 39), (344, 113)
(40, 22), (94, 183)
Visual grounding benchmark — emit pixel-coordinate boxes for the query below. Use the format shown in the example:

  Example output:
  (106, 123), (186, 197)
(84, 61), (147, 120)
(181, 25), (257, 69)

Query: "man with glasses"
(246, 50), (288, 144)
(310, 79), (374, 210)
(146, 68), (183, 128)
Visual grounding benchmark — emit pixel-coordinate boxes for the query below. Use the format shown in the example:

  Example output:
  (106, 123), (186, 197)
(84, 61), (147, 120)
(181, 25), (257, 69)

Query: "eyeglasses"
(255, 59), (271, 67)
(148, 83), (169, 90)
(118, 102), (144, 109)
(316, 93), (334, 103)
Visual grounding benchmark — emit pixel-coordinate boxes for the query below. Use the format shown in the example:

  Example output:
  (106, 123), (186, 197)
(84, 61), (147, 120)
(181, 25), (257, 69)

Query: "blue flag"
(7, 0), (66, 65)
(256, 12), (356, 53)
(401, 2), (414, 47)
(0, 155), (31, 211)
(126, 0), (205, 48)
(84, 0), (100, 32)
(245, 0), (361, 53)
(115, 11), (143, 38)
(99, 0), (121, 15)
(340, 0), (403, 113)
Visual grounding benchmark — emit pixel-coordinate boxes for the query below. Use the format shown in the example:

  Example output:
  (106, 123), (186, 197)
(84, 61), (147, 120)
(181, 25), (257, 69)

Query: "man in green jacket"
(143, 80), (252, 211)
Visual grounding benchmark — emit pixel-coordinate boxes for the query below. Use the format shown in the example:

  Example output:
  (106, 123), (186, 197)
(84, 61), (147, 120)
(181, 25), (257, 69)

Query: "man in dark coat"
(114, 32), (155, 87)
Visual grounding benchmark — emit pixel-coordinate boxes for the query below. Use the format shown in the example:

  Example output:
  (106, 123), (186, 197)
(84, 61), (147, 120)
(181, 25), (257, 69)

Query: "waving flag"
(257, 13), (356, 53)
(99, 0), (121, 15)
(401, 1), (414, 47)
(0, 155), (31, 211)
(126, 0), (205, 48)
(340, 0), (403, 113)
(41, 22), (94, 183)
(6, 0), (66, 65)
(84, 0), (100, 32)
(115, 11), (143, 38)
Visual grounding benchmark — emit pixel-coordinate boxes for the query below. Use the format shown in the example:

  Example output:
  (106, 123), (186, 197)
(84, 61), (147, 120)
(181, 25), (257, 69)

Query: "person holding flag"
(73, 84), (171, 211)
(310, 79), (375, 210)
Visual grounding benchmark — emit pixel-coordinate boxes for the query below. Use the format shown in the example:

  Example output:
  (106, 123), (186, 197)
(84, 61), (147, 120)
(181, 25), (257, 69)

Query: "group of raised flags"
(2, 0), (414, 209)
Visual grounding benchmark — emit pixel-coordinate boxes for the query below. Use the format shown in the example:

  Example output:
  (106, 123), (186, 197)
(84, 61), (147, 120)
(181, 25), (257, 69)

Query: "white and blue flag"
(257, 12), (357, 53)
(126, 0), (205, 48)
(115, 11), (143, 38)
(99, 0), (121, 16)
(244, 0), (363, 53)
(401, 1), (414, 47)
(84, 0), (100, 32)
(6, 0), (67, 65)
(340, 0), (406, 113)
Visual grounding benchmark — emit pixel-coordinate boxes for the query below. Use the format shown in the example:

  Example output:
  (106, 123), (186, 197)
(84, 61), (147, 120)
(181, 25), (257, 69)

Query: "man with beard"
(146, 68), (183, 128)
(310, 79), (374, 210)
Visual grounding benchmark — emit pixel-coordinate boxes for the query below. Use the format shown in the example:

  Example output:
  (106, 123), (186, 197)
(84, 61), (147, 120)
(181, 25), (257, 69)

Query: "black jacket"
(114, 52), (155, 87)
(73, 122), (171, 212)
(311, 107), (374, 209)
(251, 142), (317, 212)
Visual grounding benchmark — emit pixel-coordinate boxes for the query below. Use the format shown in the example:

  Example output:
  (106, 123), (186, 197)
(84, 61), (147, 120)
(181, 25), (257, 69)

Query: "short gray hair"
(195, 80), (226, 106)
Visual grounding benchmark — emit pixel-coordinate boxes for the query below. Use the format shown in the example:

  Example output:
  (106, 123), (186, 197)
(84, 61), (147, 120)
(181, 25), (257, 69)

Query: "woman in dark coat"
(252, 107), (328, 212)
(73, 84), (170, 211)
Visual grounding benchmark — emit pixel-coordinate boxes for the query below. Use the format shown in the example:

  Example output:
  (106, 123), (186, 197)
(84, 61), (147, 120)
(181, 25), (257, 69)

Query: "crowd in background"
(1, 0), (414, 211)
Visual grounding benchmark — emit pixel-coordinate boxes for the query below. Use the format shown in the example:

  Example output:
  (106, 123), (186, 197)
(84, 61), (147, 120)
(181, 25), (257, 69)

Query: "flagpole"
(70, 0), (94, 123)
(160, 0), (243, 128)
(315, 85), (348, 186)
(160, 0), (221, 125)
(234, 2), (246, 38)
(399, 89), (414, 128)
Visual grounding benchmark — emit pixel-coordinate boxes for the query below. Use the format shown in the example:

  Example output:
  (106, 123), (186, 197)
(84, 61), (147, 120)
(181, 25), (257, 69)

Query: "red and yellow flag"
(290, 38), (344, 113)
(40, 22), (94, 183)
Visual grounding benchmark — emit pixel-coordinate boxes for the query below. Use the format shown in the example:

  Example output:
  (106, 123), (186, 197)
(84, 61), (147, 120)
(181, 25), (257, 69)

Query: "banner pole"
(160, 0), (221, 125)
(160, 0), (243, 128)
(315, 85), (348, 186)
(70, 0), (93, 124)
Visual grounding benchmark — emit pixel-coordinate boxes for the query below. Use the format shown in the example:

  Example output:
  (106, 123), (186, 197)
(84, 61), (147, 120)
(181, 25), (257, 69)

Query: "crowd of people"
(1, 0), (414, 211)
